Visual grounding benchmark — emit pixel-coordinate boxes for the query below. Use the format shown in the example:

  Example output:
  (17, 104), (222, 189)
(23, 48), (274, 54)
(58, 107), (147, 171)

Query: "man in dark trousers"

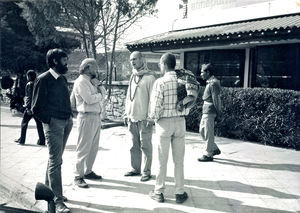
(31, 48), (73, 213)
(14, 70), (45, 145)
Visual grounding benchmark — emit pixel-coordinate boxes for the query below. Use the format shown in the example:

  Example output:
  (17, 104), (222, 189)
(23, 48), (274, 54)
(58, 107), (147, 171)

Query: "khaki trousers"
(154, 117), (186, 195)
(128, 120), (153, 176)
(74, 113), (101, 178)
(199, 113), (219, 157)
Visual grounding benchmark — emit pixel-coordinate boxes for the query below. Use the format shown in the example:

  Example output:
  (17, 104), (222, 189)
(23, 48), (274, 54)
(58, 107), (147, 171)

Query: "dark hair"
(201, 63), (214, 75)
(26, 70), (36, 82)
(46, 48), (68, 68)
(161, 53), (176, 69)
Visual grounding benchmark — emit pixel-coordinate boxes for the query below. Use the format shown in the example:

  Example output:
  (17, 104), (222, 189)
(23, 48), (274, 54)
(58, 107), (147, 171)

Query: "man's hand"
(146, 120), (154, 128)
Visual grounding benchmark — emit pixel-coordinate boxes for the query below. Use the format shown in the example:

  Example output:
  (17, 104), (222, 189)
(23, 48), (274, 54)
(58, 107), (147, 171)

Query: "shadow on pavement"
(64, 145), (110, 151)
(84, 178), (296, 213)
(214, 158), (300, 172)
(68, 200), (189, 213)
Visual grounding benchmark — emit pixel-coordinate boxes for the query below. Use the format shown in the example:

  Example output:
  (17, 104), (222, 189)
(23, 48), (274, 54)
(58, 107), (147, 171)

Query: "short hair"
(161, 53), (176, 69)
(46, 48), (68, 68)
(26, 70), (36, 81)
(79, 58), (97, 74)
(201, 63), (214, 75)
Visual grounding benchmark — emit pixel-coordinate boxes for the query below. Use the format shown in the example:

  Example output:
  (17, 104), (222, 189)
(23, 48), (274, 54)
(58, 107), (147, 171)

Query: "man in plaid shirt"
(148, 53), (189, 204)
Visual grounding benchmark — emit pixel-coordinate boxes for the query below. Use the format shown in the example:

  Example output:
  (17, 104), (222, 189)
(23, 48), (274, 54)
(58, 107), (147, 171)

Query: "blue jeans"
(43, 117), (73, 203)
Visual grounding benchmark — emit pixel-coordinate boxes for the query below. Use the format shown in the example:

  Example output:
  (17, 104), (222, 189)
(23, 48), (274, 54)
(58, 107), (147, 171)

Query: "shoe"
(74, 177), (88, 188)
(212, 148), (221, 156)
(149, 190), (164, 203)
(124, 171), (141, 176)
(198, 155), (213, 162)
(14, 138), (20, 143)
(140, 175), (152, 182)
(55, 202), (71, 213)
(63, 196), (68, 202)
(176, 192), (188, 204)
(84, 171), (102, 180)
(37, 139), (46, 146)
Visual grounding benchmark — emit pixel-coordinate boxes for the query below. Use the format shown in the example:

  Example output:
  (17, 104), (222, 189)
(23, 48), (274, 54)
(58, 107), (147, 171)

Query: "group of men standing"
(28, 48), (222, 213)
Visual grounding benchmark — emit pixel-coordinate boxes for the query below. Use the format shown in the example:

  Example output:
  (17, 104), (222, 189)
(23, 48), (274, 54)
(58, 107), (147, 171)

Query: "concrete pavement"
(0, 105), (299, 213)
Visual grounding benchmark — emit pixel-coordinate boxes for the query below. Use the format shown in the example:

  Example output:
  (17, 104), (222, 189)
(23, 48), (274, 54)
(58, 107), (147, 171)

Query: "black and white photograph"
(0, 0), (299, 212)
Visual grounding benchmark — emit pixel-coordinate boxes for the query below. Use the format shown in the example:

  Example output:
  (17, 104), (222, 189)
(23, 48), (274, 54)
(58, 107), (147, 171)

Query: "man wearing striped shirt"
(148, 53), (188, 204)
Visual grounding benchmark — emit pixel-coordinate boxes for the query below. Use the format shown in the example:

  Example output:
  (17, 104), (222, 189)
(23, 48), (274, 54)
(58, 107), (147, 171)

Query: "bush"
(186, 87), (300, 150)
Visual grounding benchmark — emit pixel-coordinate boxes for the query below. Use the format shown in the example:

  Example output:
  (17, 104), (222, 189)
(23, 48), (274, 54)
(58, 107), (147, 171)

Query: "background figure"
(71, 58), (103, 189)
(14, 70), (45, 145)
(149, 53), (189, 204)
(198, 63), (222, 162)
(123, 51), (156, 182)
(31, 48), (73, 213)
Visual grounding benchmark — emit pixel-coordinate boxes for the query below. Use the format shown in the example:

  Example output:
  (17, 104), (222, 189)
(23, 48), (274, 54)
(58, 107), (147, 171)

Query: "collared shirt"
(149, 71), (189, 121)
(202, 75), (222, 114)
(71, 74), (102, 113)
(49, 68), (60, 79)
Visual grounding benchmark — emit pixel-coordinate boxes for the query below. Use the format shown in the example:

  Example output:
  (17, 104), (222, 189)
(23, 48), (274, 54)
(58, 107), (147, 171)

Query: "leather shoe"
(176, 192), (188, 204)
(74, 177), (88, 188)
(124, 171), (141, 176)
(14, 138), (20, 143)
(55, 202), (71, 213)
(140, 175), (152, 182)
(63, 196), (68, 202)
(37, 139), (46, 146)
(149, 190), (164, 202)
(84, 171), (102, 180)
(212, 148), (221, 156)
(198, 155), (213, 162)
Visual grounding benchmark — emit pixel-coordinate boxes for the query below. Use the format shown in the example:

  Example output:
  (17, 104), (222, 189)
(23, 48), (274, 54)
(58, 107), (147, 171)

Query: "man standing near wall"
(148, 53), (189, 204)
(124, 51), (156, 182)
(31, 48), (73, 213)
(198, 63), (222, 162)
(71, 58), (104, 188)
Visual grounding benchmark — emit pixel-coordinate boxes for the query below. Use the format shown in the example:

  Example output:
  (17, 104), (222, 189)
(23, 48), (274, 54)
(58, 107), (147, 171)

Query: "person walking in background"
(14, 70), (45, 145)
(197, 63), (222, 162)
(31, 48), (73, 213)
(123, 51), (156, 182)
(148, 53), (189, 204)
(71, 58), (103, 188)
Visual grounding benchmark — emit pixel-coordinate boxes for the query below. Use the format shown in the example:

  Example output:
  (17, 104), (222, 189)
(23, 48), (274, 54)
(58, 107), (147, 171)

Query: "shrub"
(186, 87), (300, 150)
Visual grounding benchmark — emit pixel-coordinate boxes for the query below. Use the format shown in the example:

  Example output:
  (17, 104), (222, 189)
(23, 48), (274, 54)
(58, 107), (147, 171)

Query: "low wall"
(105, 81), (128, 121)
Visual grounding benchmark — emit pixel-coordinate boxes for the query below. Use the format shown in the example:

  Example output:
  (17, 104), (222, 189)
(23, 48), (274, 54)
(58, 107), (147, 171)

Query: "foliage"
(186, 87), (300, 150)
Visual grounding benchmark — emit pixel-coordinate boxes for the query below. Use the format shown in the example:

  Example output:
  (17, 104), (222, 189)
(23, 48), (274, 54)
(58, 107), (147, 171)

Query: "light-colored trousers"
(74, 112), (101, 178)
(199, 113), (218, 157)
(154, 117), (186, 195)
(128, 120), (153, 176)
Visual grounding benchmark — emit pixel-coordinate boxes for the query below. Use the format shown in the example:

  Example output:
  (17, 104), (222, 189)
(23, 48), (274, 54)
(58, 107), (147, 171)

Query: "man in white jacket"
(71, 58), (104, 188)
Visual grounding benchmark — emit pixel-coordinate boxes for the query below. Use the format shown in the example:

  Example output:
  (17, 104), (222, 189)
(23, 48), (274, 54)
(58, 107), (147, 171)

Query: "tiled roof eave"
(127, 27), (300, 49)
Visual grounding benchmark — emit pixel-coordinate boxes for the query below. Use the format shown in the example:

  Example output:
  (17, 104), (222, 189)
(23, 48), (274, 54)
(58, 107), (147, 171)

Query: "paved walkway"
(0, 105), (299, 213)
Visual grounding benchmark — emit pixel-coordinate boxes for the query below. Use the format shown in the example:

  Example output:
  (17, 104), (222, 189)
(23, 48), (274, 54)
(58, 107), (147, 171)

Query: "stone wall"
(104, 81), (128, 121)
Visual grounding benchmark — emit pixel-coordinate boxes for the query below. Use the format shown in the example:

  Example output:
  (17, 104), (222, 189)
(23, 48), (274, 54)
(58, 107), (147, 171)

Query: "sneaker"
(83, 171), (102, 180)
(197, 155), (213, 162)
(124, 171), (141, 176)
(175, 192), (188, 204)
(55, 202), (71, 213)
(149, 190), (164, 202)
(212, 148), (221, 156)
(74, 177), (88, 188)
(140, 175), (152, 182)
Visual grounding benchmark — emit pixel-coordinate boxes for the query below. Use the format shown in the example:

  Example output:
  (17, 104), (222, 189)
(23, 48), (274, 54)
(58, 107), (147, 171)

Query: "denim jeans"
(43, 117), (73, 203)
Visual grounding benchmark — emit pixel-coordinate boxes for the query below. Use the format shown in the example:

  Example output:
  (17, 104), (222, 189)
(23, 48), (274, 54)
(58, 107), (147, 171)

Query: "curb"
(0, 174), (45, 212)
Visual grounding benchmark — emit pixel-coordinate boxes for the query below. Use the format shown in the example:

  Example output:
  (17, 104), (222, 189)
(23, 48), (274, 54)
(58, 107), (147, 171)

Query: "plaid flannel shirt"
(149, 71), (190, 121)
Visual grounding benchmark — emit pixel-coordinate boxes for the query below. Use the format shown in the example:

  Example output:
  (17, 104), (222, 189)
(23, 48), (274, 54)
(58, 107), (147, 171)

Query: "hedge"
(186, 87), (300, 150)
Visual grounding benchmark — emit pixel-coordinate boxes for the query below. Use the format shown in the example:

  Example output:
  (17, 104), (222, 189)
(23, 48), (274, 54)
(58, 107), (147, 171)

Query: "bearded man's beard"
(56, 62), (68, 74)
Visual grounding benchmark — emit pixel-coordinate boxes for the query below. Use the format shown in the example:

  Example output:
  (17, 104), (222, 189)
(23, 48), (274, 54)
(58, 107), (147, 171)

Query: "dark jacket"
(24, 81), (34, 109)
(31, 70), (72, 123)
